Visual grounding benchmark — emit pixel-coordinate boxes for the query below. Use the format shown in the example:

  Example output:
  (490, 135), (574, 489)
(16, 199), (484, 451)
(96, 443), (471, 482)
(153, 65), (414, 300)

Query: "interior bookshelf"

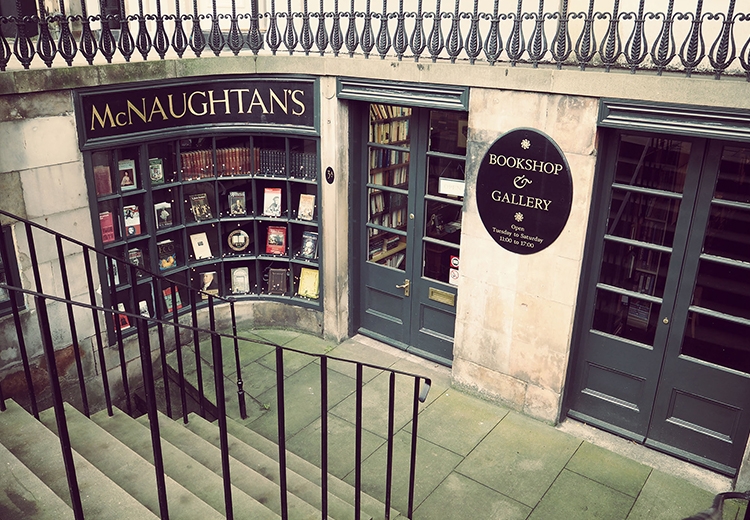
(367, 104), (412, 269)
(87, 134), (321, 334)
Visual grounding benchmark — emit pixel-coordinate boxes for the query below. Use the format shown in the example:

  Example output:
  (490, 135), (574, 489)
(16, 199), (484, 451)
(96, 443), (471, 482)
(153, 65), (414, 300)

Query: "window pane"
(599, 240), (670, 299)
(703, 205), (750, 263)
(614, 136), (690, 193)
(429, 111), (468, 155)
(713, 146), (750, 204)
(427, 156), (464, 200)
(606, 189), (679, 247)
(368, 149), (409, 187)
(592, 289), (660, 345)
(682, 313), (750, 374)
(370, 105), (411, 146)
(424, 243), (459, 284)
(693, 262), (750, 320)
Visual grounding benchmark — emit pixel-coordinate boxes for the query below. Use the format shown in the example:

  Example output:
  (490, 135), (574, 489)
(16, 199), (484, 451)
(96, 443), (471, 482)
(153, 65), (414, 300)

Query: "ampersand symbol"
(513, 175), (532, 189)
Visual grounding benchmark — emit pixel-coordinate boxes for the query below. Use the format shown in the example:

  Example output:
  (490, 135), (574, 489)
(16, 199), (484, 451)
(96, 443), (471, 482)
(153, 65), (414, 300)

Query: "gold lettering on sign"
(208, 89), (231, 116)
(127, 99), (148, 125)
(167, 93), (187, 119)
(90, 104), (116, 130)
(491, 190), (552, 211)
(291, 90), (305, 115)
(230, 88), (251, 113)
(188, 91), (208, 116)
(248, 89), (269, 113)
(149, 97), (168, 122)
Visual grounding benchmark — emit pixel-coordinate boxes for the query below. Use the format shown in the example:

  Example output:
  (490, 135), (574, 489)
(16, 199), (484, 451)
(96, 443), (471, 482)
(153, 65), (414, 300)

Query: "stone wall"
(452, 89), (599, 423)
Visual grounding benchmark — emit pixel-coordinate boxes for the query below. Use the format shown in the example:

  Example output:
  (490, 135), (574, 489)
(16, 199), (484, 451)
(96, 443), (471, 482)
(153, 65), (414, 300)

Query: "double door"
(358, 104), (467, 365)
(567, 132), (750, 475)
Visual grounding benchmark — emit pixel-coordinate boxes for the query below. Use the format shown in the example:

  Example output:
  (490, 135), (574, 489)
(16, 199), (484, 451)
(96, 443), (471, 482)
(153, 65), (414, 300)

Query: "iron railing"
(1, 1), (750, 79)
(0, 209), (432, 519)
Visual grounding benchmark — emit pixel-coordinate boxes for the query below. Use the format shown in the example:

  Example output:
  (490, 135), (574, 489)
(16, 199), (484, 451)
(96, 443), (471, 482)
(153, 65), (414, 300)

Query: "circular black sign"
(476, 128), (572, 255)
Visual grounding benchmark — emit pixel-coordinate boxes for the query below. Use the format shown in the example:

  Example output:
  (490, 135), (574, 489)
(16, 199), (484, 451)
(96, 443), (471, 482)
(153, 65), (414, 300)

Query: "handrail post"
(136, 315), (170, 520)
(354, 363), (363, 520)
(320, 356), (328, 518)
(406, 377), (422, 519)
(189, 288), (206, 417)
(35, 295), (85, 520)
(229, 299), (247, 419)
(209, 298), (234, 519)
(275, 345), (289, 520)
(384, 371), (396, 520)
(85, 248), (112, 416)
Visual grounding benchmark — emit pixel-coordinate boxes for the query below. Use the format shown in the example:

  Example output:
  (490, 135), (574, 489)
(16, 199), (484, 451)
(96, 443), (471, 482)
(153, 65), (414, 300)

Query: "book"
(118, 159), (137, 191)
(231, 267), (250, 294)
(268, 268), (287, 294)
(229, 191), (247, 216)
(123, 204), (141, 236)
(190, 193), (213, 221)
(116, 302), (131, 329)
(200, 271), (219, 300)
(190, 232), (212, 260)
(266, 226), (286, 255)
(298, 267), (319, 299)
(263, 187), (282, 217)
(297, 193), (315, 221)
(149, 157), (165, 185)
(99, 211), (116, 244)
(154, 202), (173, 229)
(156, 239), (177, 271)
(162, 287), (183, 313)
(138, 300), (150, 318)
(108, 258), (120, 285)
(94, 164), (113, 196)
(128, 248), (145, 277)
(298, 231), (318, 260)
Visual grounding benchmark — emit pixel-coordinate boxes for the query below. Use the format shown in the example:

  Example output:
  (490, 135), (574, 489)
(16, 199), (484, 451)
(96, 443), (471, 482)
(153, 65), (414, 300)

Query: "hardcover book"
(231, 267), (250, 294)
(154, 202), (173, 229)
(156, 239), (177, 271)
(94, 164), (113, 196)
(99, 211), (116, 244)
(229, 191), (247, 216)
(297, 193), (315, 221)
(298, 267), (319, 299)
(200, 271), (219, 300)
(162, 287), (183, 313)
(128, 248), (145, 277)
(190, 232), (213, 260)
(123, 204), (141, 236)
(149, 157), (165, 185)
(118, 159), (137, 191)
(116, 302), (131, 329)
(268, 268), (287, 295)
(266, 226), (286, 255)
(298, 231), (318, 260)
(190, 193), (213, 221)
(263, 187), (282, 217)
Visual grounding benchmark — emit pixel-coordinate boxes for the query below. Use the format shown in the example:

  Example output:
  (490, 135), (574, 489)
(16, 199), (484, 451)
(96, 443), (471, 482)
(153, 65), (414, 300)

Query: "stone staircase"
(0, 399), (398, 519)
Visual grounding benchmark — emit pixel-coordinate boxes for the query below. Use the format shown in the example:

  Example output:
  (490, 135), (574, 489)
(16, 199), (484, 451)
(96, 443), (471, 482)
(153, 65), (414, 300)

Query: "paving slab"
(286, 413), (386, 480)
(528, 469), (635, 520)
(414, 472), (530, 520)
(626, 470), (718, 520)
(416, 389), (508, 457)
(456, 411), (582, 508)
(345, 429), (463, 515)
(566, 442), (652, 498)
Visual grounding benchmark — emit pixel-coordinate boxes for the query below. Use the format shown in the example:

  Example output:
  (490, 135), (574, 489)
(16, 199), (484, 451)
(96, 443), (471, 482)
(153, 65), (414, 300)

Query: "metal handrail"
(1, 1), (750, 79)
(0, 209), (432, 519)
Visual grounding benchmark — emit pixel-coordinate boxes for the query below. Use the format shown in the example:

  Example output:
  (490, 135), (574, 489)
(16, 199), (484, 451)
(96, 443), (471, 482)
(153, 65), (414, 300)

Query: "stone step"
(138, 411), (328, 520)
(0, 400), (158, 520)
(39, 403), (222, 520)
(181, 412), (368, 520)
(92, 406), (279, 520)
(225, 416), (401, 520)
(0, 438), (73, 520)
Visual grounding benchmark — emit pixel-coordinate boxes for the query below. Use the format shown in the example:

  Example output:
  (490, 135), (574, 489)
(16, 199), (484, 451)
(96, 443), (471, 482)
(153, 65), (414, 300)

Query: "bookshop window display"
(88, 133), (321, 330)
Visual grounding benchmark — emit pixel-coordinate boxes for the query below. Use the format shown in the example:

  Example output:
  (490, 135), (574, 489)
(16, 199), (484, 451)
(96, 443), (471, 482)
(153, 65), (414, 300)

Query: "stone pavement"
(201, 328), (745, 520)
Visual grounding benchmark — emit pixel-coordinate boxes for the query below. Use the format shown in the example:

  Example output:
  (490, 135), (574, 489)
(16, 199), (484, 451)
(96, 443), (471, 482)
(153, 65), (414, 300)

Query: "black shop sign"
(476, 128), (572, 255)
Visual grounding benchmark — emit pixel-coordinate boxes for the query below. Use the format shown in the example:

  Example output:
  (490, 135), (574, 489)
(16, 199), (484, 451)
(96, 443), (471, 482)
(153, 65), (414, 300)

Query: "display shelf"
(87, 133), (321, 337)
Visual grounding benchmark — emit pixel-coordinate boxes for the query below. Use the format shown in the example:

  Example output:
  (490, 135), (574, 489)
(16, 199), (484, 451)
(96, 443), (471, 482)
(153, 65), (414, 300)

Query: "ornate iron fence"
(1, 0), (749, 78)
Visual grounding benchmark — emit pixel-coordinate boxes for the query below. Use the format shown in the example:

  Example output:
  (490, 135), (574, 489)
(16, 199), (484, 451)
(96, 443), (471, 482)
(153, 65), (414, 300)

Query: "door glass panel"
(367, 104), (412, 270)
(682, 145), (750, 373)
(606, 190), (679, 247)
(614, 136), (691, 192)
(429, 111), (468, 155)
(592, 289), (661, 345)
(599, 241), (669, 300)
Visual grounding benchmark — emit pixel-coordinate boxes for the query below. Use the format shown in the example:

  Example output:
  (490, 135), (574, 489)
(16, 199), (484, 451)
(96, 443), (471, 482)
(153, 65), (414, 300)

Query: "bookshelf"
(88, 134), (321, 332)
(367, 104), (412, 268)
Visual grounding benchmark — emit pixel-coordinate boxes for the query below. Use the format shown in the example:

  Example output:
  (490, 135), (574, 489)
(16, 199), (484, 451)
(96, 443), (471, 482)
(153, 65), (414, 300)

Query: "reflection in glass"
(427, 156), (465, 199)
(606, 189), (679, 247)
(423, 242), (459, 284)
(370, 105), (411, 146)
(682, 312), (750, 374)
(714, 146), (750, 204)
(693, 261), (750, 320)
(614, 135), (690, 193)
(429, 111), (468, 155)
(599, 240), (669, 299)
(592, 289), (660, 345)
(703, 205), (750, 263)
(425, 200), (461, 245)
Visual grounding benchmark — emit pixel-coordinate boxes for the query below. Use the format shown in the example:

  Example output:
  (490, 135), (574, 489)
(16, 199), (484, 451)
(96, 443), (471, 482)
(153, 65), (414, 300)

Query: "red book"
(266, 226), (287, 255)
(94, 164), (113, 196)
(99, 211), (116, 243)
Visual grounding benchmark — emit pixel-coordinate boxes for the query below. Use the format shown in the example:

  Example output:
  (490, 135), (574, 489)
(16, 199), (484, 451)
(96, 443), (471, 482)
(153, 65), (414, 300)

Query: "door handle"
(396, 279), (410, 297)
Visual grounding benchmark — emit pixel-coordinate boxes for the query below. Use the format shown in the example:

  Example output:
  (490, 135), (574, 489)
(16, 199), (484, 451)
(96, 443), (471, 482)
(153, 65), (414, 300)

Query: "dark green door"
(359, 104), (467, 366)
(567, 133), (750, 476)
